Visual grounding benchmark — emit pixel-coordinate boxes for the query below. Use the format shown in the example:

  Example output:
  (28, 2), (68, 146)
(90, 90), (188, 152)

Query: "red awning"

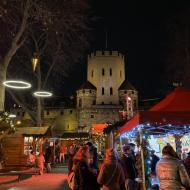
(92, 124), (108, 134)
(119, 87), (190, 134)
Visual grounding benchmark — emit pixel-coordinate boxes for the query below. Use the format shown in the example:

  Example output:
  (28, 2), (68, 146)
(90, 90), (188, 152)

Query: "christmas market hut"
(119, 86), (190, 190)
(2, 126), (51, 167)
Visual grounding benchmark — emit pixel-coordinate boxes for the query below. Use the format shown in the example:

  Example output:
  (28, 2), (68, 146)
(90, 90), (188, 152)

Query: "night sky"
(65, 0), (190, 100)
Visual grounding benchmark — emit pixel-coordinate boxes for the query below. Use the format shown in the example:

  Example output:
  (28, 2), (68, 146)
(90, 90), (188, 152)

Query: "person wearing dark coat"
(185, 152), (190, 176)
(45, 146), (53, 173)
(120, 145), (137, 190)
(150, 150), (159, 175)
(72, 145), (99, 190)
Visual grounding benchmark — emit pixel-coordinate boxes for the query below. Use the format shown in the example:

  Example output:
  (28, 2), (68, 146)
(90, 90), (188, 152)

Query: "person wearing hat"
(120, 145), (137, 190)
(97, 148), (125, 190)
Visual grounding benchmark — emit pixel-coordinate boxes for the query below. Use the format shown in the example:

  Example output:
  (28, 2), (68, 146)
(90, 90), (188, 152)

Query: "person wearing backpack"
(97, 148), (125, 190)
(68, 145), (100, 190)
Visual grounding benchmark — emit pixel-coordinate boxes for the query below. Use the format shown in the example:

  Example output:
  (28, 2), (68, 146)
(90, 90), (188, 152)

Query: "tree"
(0, 0), (89, 125)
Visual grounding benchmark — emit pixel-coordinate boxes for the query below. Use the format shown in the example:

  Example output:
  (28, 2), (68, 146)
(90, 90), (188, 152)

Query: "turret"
(118, 80), (138, 118)
(76, 81), (96, 109)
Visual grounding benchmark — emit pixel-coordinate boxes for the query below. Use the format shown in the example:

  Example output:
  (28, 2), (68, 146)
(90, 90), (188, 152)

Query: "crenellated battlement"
(88, 50), (124, 60)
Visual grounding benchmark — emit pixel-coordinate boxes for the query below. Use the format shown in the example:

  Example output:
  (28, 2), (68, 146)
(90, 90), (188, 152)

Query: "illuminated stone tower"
(87, 50), (125, 105)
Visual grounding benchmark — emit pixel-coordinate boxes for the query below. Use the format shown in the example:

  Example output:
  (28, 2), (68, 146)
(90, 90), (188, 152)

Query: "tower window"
(120, 71), (122, 78)
(110, 69), (112, 76)
(70, 110), (73, 114)
(91, 114), (94, 118)
(102, 87), (104, 95)
(79, 99), (82, 107)
(46, 110), (49, 115)
(67, 124), (69, 129)
(91, 70), (94, 77)
(89, 90), (92, 93)
(110, 87), (113, 95)
(92, 100), (96, 105)
(102, 68), (105, 76)
(60, 111), (64, 115)
(124, 90), (127, 94)
(102, 102), (104, 105)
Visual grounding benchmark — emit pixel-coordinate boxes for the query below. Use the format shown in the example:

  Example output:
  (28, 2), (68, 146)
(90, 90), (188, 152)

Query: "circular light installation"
(3, 80), (31, 89)
(8, 114), (16, 118)
(33, 91), (52, 97)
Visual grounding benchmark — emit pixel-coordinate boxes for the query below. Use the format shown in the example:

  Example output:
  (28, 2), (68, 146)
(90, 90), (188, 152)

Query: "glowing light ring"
(8, 114), (16, 118)
(33, 91), (52, 97)
(3, 80), (31, 89)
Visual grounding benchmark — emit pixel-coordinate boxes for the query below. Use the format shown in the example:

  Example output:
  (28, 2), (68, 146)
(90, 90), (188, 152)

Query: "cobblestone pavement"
(0, 166), (70, 190)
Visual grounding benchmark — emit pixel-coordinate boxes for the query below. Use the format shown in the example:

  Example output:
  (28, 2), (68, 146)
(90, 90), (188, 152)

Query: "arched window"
(102, 68), (105, 76)
(110, 87), (113, 95)
(91, 70), (94, 77)
(102, 87), (104, 95)
(110, 68), (112, 76)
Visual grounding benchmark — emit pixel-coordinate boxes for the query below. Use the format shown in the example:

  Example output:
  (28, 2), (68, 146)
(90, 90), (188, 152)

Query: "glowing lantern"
(31, 53), (39, 72)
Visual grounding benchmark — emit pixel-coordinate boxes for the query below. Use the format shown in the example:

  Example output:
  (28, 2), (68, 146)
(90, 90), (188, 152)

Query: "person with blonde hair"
(70, 145), (99, 190)
(97, 148), (125, 190)
(156, 145), (190, 190)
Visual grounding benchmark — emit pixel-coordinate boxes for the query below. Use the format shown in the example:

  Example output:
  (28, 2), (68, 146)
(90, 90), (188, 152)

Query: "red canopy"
(119, 87), (190, 134)
(92, 124), (108, 134)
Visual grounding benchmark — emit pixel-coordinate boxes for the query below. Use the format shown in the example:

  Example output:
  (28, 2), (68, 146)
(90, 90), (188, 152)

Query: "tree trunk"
(36, 61), (42, 127)
(0, 65), (7, 112)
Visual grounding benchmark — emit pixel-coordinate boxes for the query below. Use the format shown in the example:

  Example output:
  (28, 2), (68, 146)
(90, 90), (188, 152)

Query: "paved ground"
(0, 166), (70, 190)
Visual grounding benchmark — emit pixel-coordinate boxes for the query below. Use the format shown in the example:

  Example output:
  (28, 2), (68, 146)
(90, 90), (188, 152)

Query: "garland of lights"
(0, 112), (15, 133)
(33, 91), (52, 97)
(103, 119), (127, 134)
(3, 80), (31, 89)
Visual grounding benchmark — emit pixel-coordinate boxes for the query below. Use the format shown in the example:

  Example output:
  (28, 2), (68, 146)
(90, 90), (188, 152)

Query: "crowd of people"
(67, 142), (190, 190)
(26, 140), (190, 190)
(27, 144), (54, 174)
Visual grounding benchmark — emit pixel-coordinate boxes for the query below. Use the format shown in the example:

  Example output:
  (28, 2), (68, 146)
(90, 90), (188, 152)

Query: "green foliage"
(103, 119), (128, 134)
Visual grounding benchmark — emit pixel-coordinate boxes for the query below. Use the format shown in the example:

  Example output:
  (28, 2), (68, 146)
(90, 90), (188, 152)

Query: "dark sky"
(67, 0), (190, 100)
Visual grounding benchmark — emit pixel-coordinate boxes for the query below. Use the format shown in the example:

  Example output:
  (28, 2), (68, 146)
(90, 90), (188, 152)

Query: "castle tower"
(76, 81), (97, 109)
(87, 50), (125, 105)
(118, 81), (138, 119)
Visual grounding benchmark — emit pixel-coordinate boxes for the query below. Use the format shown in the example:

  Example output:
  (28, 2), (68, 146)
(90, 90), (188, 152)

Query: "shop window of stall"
(24, 137), (33, 155)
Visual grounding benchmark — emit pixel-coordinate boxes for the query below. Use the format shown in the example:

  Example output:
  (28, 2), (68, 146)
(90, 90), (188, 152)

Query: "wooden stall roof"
(15, 126), (51, 137)
(61, 132), (90, 140)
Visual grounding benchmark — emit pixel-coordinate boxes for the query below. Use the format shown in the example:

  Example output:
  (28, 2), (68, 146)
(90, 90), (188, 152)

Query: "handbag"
(67, 171), (78, 190)
(101, 162), (118, 190)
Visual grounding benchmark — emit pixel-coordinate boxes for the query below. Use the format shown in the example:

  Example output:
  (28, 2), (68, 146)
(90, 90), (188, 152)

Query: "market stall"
(119, 86), (190, 190)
